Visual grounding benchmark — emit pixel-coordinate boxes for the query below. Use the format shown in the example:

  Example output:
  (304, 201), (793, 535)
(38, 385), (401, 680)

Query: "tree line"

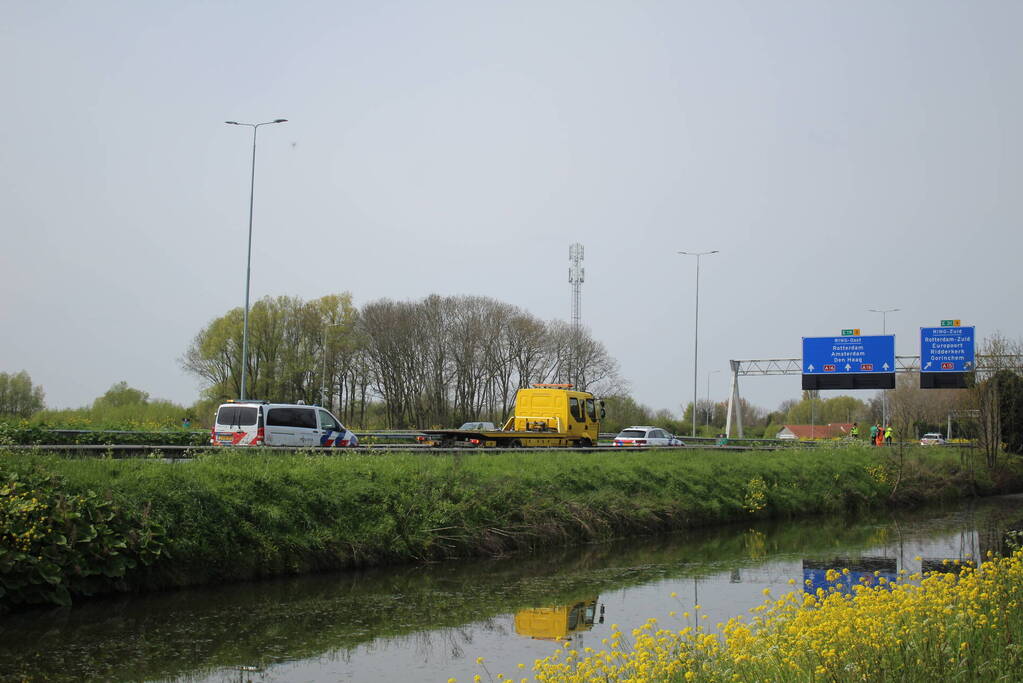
(0, 371), (45, 418)
(182, 293), (622, 429)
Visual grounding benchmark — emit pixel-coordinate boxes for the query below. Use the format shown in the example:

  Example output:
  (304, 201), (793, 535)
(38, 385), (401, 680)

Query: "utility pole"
(569, 243), (585, 386)
(679, 250), (718, 438)
(869, 307), (899, 426)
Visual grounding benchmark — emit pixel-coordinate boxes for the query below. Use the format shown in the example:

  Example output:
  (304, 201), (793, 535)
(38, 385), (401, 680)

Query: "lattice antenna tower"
(569, 243), (585, 331)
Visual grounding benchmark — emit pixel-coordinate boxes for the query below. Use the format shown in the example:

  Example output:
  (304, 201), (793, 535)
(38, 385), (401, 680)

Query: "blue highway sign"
(802, 335), (896, 374)
(920, 326), (975, 372)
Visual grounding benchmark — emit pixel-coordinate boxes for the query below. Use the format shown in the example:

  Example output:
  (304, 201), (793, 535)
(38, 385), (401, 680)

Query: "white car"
(212, 401), (359, 448)
(613, 426), (684, 447)
(920, 432), (947, 446)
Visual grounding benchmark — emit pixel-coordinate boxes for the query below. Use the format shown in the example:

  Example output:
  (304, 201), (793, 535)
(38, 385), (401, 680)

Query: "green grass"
(1, 446), (1021, 611)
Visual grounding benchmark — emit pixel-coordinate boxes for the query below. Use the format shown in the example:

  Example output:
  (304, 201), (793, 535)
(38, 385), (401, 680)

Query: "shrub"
(0, 462), (165, 610)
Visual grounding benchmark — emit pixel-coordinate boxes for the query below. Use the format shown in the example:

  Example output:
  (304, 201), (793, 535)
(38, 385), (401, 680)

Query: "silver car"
(613, 426), (684, 447)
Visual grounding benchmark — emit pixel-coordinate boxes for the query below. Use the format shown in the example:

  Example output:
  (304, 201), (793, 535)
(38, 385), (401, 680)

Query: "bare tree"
(969, 334), (1023, 467)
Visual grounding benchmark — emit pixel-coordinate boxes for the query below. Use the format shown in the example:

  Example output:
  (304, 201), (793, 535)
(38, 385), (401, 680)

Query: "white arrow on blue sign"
(802, 335), (896, 374)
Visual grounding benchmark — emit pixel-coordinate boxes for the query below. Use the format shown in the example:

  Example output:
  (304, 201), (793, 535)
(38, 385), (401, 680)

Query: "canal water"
(1, 495), (1021, 683)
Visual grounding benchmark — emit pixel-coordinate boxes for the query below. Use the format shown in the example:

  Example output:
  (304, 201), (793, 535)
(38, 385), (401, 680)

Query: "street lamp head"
(273, 119), (288, 123)
(225, 121), (239, 125)
(678, 250), (719, 256)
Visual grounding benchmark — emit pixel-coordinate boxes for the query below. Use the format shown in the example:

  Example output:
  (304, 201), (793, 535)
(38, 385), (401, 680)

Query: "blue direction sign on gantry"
(802, 335), (896, 374)
(920, 326), (975, 372)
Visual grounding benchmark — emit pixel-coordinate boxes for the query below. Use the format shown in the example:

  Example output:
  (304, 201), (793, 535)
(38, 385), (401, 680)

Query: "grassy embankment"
(1, 445), (1021, 612)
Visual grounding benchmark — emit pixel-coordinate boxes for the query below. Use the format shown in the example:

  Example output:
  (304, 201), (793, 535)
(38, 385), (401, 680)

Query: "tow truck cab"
(502, 385), (604, 445)
(419, 384), (605, 448)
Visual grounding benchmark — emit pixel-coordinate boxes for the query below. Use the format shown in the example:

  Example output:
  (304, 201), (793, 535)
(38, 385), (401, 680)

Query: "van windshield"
(216, 405), (258, 427)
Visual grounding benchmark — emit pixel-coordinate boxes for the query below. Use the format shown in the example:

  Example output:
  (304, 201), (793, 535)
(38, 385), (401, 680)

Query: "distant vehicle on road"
(920, 432), (947, 446)
(613, 426), (683, 447)
(458, 421), (497, 431)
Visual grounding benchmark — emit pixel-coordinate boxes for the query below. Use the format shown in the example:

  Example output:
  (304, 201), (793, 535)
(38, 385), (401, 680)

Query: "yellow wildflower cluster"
(865, 464), (890, 486)
(742, 476), (768, 513)
(527, 550), (1023, 682)
(0, 481), (53, 554)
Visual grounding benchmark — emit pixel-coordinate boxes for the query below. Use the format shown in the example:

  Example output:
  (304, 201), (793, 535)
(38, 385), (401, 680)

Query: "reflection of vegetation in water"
(0, 497), (1020, 682)
(532, 550), (1023, 683)
(743, 529), (767, 561)
(868, 524), (892, 548)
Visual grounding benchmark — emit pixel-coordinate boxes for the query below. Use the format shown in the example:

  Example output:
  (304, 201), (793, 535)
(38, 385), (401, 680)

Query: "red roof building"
(776, 423), (854, 440)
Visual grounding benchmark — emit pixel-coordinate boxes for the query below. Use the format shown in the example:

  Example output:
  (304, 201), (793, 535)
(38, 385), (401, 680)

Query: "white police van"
(211, 400), (359, 448)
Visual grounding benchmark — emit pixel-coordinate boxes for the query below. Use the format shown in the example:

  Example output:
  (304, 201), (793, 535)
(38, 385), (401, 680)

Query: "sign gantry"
(722, 353), (1008, 439)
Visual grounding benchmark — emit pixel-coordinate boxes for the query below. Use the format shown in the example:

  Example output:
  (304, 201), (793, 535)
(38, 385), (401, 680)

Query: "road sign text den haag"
(801, 334), (895, 391)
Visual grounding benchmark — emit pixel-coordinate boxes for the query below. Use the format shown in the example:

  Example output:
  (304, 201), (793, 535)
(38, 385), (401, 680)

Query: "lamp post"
(225, 118), (287, 400)
(869, 307), (900, 427)
(679, 250), (718, 438)
(706, 369), (721, 428)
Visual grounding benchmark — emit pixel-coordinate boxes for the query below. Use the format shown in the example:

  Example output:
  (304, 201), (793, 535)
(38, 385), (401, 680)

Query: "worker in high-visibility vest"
(851, 422), (860, 440)
(884, 424), (893, 445)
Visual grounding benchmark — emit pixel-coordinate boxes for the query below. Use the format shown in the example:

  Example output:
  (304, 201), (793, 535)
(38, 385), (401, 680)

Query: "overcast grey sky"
(2, 1), (1021, 416)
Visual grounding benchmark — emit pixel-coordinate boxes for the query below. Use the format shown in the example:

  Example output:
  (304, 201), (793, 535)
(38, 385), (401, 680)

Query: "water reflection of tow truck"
(514, 597), (603, 641)
(419, 385), (604, 448)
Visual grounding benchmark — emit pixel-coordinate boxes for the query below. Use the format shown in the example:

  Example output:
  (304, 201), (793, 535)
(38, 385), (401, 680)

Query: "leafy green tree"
(993, 370), (1023, 455)
(0, 371), (45, 418)
(182, 293), (366, 410)
(783, 394), (870, 425)
(967, 334), (1023, 466)
(601, 394), (654, 432)
(94, 381), (149, 409)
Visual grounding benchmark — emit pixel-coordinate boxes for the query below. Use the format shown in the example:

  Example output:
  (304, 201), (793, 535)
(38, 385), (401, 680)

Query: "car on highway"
(613, 426), (684, 447)
(212, 400), (359, 447)
(920, 432), (947, 446)
(458, 421), (497, 431)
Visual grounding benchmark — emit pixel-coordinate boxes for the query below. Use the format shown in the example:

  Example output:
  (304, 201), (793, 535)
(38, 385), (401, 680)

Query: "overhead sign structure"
(802, 334), (896, 390)
(920, 325), (975, 389)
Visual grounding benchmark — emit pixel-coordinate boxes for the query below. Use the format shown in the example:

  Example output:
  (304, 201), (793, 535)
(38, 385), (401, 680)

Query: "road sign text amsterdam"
(920, 326), (975, 372)
(802, 335), (896, 374)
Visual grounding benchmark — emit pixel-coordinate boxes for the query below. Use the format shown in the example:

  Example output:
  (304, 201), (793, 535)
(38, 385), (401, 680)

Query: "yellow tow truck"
(419, 384), (604, 448)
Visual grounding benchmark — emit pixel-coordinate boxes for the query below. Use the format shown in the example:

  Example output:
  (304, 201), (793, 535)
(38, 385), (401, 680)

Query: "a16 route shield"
(801, 335), (895, 390)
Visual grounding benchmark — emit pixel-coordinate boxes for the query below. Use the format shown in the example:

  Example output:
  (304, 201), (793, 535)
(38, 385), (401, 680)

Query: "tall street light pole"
(679, 250), (718, 438)
(225, 118), (287, 400)
(869, 307), (900, 427)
